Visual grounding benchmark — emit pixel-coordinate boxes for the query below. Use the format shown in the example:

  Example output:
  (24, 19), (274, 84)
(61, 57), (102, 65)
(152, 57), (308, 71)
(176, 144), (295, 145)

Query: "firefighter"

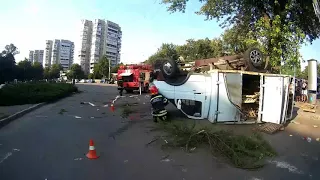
(149, 85), (169, 122)
(118, 77), (124, 96)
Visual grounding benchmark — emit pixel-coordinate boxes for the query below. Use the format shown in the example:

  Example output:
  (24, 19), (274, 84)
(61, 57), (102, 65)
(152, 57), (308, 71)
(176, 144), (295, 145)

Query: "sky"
(1, 0), (319, 69)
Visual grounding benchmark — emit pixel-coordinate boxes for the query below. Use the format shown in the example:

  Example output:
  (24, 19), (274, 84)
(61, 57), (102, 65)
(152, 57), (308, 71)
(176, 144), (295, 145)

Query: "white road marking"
(268, 160), (304, 174)
(12, 148), (20, 152)
(0, 152), (13, 164)
(74, 116), (82, 119)
(88, 102), (96, 107)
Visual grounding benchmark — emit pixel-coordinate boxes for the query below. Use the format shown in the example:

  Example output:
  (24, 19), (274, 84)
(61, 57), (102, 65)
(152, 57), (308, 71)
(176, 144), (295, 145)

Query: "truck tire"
(243, 47), (267, 72)
(160, 59), (178, 78)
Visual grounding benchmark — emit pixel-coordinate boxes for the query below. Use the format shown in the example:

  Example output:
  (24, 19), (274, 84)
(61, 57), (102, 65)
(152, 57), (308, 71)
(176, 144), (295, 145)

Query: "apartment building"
(78, 19), (93, 74)
(77, 19), (122, 75)
(105, 20), (122, 67)
(29, 51), (34, 62)
(44, 40), (53, 68)
(48, 39), (74, 70)
(28, 50), (44, 64)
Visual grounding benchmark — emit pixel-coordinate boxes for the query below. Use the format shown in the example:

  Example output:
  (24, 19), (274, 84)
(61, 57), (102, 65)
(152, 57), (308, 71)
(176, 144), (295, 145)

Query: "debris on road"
(302, 103), (317, 113)
(268, 160), (304, 174)
(0, 152), (13, 164)
(124, 160), (128, 164)
(74, 116), (82, 119)
(80, 102), (96, 107)
(146, 138), (159, 146)
(59, 109), (67, 115)
(255, 122), (284, 134)
(291, 120), (301, 125)
(74, 158), (83, 161)
(12, 148), (20, 152)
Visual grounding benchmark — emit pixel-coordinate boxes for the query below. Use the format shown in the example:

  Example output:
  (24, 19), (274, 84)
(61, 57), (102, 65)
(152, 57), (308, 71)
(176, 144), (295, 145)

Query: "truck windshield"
(123, 75), (134, 82)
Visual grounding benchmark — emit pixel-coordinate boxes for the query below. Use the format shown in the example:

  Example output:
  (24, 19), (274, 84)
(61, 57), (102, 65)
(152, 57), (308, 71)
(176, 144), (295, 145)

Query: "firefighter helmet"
(149, 85), (159, 95)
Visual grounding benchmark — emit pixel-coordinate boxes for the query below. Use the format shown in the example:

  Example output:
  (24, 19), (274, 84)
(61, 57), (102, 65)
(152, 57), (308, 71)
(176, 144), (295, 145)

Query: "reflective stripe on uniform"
(150, 95), (163, 102)
(152, 110), (167, 116)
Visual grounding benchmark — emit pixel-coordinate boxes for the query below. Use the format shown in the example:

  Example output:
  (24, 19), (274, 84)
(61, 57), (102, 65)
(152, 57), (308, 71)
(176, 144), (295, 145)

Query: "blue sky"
(0, 0), (319, 69)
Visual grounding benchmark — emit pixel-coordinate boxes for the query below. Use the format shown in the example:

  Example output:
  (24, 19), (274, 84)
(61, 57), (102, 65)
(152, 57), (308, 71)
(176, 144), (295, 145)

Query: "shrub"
(0, 82), (78, 106)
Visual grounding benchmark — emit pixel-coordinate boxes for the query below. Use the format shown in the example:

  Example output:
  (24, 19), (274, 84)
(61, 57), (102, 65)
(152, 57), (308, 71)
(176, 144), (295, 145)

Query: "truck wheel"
(243, 47), (267, 71)
(160, 59), (178, 78)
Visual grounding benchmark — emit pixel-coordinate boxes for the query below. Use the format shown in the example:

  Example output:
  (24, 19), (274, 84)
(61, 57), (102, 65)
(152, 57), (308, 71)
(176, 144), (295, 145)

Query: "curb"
(0, 103), (46, 129)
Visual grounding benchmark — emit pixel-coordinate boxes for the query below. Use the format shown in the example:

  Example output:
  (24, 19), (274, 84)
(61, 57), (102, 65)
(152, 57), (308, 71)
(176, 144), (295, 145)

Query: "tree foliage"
(50, 64), (63, 79)
(161, 0), (320, 69)
(67, 64), (85, 80)
(93, 56), (110, 78)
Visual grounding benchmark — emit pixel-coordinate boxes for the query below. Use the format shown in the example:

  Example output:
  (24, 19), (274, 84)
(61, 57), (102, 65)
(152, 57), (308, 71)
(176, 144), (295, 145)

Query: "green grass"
(0, 82), (78, 106)
(153, 120), (277, 169)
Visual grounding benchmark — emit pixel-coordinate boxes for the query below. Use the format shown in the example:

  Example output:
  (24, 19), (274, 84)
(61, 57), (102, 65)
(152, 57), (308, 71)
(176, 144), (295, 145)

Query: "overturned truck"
(152, 48), (295, 125)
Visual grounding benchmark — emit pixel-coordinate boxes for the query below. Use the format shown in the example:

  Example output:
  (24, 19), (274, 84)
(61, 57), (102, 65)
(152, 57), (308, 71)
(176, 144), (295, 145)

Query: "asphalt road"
(0, 84), (319, 180)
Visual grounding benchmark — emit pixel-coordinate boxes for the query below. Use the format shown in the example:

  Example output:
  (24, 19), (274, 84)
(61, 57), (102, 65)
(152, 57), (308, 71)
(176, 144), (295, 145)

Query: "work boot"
(153, 117), (158, 123)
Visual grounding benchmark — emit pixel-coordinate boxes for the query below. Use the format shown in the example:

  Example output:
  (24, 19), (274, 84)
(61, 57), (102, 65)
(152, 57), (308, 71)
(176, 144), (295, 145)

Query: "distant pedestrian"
(302, 80), (308, 102)
(295, 79), (301, 102)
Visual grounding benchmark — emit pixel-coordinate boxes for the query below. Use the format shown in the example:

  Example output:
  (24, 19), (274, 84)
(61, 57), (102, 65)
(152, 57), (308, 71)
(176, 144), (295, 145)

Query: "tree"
(32, 62), (44, 80)
(17, 60), (33, 80)
(1, 44), (20, 56)
(145, 43), (179, 64)
(94, 56), (110, 78)
(111, 63), (123, 73)
(50, 64), (63, 79)
(161, 0), (320, 69)
(67, 64), (85, 80)
(43, 67), (51, 79)
(0, 53), (16, 83)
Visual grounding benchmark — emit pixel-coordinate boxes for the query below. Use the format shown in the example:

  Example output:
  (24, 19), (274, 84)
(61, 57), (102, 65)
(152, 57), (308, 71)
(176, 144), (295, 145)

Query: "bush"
(0, 82), (78, 106)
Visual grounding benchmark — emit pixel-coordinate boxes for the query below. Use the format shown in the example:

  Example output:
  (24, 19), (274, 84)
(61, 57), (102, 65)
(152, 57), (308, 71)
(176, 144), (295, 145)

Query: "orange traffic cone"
(110, 104), (115, 112)
(86, 139), (99, 159)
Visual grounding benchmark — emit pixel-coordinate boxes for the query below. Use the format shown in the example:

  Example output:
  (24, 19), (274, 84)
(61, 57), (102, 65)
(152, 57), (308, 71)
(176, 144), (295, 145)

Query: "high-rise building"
(105, 20), (122, 67)
(59, 40), (74, 70)
(77, 19), (122, 75)
(78, 19), (93, 75)
(29, 50), (34, 62)
(48, 39), (74, 70)
(51, 39), (60, 65)
(44, 40), (53, 68)
(28, 50), (44, 64)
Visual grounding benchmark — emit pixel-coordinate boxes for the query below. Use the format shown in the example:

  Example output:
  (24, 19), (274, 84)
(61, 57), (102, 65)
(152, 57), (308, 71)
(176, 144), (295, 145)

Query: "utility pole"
(108, 59), (111, 80)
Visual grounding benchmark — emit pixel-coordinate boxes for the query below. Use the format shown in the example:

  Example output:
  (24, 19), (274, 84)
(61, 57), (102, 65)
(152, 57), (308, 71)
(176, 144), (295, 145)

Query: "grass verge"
(0, 82), (78, 106)
(153, 120), (277, 169)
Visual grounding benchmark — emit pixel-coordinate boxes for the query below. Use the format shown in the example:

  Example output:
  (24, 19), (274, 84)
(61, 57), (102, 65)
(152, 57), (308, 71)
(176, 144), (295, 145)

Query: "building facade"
(29, 50), (34, 62)
(28, 50), (44, 64)
(44, 40), (53, 68)
(47, 39), (74, 70)
(77, 19), (122, 75)
(78, 19), (93, 75)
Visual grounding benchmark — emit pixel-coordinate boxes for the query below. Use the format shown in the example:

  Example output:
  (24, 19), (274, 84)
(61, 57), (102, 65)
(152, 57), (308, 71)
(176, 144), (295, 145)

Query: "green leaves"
(67, 64), (85, 80)
(161, 0), (320, 72)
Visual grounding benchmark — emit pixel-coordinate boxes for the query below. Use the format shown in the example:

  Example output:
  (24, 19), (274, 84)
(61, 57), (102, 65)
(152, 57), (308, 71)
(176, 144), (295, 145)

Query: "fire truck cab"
(117, 64), (153, 93)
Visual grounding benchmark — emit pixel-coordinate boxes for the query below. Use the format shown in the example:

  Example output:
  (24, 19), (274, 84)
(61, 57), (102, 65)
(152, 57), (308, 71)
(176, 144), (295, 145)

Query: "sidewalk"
(0, 104), (36, 120)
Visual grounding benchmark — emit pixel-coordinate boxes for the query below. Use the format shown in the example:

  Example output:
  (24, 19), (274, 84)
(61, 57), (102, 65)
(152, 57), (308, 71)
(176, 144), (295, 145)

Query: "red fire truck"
(117, 64), (153, 93)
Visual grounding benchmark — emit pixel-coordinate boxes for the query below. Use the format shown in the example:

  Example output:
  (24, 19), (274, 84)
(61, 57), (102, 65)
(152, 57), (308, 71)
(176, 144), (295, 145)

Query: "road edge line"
(0, 103), (46, 129)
